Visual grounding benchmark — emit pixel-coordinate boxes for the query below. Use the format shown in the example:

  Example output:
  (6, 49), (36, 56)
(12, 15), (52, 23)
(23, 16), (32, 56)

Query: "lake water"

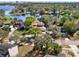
(0, 5), (15, 11)
(0, 5), (41, 20)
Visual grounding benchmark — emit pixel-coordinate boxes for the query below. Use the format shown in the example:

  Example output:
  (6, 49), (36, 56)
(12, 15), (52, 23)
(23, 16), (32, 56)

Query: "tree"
(26, 31), (62, 56)
(2, 16), (11, 22)
(61, 16), (69, 24)
(64, 19), (79, 35)
(2, 26), (10, 31)
(0, 26), (10, 38)
(24, 16), (36, 30)
(0, 29), (9, 38)
(0, 19), (3, 27)
(72, 12), (79, 19)
(60, 13), (73, 26)
(33, 33), (62, 56)
(33, 34), (52, 54)
(26, 27), (41, 36)
(40, 15), (54, 27)
(0, 9), (5, 16)
(39, 8), (45, 15)
(48, 43), (62, 55)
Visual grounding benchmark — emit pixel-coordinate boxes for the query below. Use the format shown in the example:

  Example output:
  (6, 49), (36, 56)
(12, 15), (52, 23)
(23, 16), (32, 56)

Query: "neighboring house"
(32, 20), (46, 32)
(13, 20), (25, 30)
(21, 35), (35, 43)
(3, 22), (10, 27)
(32, 20), (44, 27)
(0, 43), (16, 57)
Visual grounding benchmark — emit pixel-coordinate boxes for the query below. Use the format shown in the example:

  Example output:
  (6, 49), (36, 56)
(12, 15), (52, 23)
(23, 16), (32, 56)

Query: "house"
(32, 20), (44, 27)
(0, 45), (8, 57)
(0, 43), (16, 57)
(32, 20), (46, 32)
(3, 22), (10, 27)
(24, 35), (35, 43)
(13, 20), (25, 30)
(19, 35), (35, 43)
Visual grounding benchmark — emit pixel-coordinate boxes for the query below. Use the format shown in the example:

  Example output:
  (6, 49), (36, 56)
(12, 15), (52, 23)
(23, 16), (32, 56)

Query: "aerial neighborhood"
(0, 2), (79, 57)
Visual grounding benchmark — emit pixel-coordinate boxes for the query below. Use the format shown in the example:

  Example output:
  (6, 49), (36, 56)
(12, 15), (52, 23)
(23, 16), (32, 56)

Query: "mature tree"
(33, 34), (52, 54)
(48, 43), (62, 55)
(24, 16), (36, 30)
(2, 16), (11, 21)
(32, 33), (62, 56)
(39, 8), (45, 15)
(0, 26), (10, 38)
(72, 12), (79, 19)
(40, 15), (54, 27)
(26, 34), (52, 57)
(60, 13), (73, 26)
(25, 27), (41, 36)
(0, 29), (9, 38)
(2, 26), (10, 31)
(0, 9), (5, 15)
(0, 19), (3, 27)
(61, 16), (69, 24)
(64, 19), (79, 35)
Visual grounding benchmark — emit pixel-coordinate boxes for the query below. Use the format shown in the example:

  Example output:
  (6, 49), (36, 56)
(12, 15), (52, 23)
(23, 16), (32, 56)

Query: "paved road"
(55, 40), (79, 45)
(55, 38), (79, 57)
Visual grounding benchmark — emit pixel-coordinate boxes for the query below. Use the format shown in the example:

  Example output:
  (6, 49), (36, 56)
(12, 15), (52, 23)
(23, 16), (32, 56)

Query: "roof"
(0, 43), (15, 57)
(25, 35), (34, 37)
(32, 20), (44, 26)
(0, 43), (15, 49)
(0, 43), (16, 54)
(3, 22), (10, 25)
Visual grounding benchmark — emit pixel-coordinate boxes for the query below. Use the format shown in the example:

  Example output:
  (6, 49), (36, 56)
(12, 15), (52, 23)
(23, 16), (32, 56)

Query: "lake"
(0, 5), (41, 20)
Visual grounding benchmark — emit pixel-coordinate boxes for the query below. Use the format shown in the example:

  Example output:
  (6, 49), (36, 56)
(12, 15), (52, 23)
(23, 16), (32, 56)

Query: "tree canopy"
(24, 16), (36, 29)
(48, 42), (62, 55)
(64, 19), (79, 35)
(26, 27), (41, 36)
